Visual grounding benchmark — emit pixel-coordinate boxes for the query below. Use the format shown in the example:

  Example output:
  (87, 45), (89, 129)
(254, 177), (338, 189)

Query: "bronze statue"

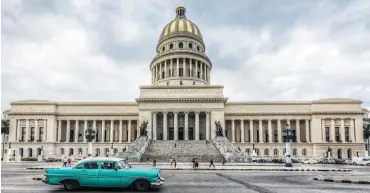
(140, 121), (148, 136)
(215, 121), (224, 137)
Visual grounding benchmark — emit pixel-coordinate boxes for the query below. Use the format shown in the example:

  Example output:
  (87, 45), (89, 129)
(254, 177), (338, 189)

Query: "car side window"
(74, 163), (83, 169)
(101, 161), (115, 170)
(84, 162), (99, 169)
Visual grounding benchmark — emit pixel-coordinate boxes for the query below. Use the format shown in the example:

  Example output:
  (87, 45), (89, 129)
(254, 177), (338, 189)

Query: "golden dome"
(159, 5), (203, 42)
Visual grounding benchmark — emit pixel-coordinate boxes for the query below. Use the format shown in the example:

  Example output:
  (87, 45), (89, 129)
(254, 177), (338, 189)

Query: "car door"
(98, 161), (122, 187)
(79, 161), (99, 187)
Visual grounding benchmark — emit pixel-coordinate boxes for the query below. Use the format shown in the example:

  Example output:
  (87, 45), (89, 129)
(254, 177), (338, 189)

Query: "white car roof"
(76, 157), (125, 165)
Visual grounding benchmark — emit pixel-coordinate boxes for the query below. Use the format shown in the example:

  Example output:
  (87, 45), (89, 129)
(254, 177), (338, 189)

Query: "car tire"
(135, 179), (150, 191)
(63, 180), (80, 191)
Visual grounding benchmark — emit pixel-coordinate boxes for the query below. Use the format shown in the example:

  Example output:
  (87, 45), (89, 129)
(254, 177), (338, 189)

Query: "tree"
(1, 119), (10, 160)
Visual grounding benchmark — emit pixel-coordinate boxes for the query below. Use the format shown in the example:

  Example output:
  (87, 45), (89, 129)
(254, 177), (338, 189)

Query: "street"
(2, 162), (370, 193)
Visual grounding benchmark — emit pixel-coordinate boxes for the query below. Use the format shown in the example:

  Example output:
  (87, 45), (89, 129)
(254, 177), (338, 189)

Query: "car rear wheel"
(63, 180), (80, 191)
(135, 179), (150, 191)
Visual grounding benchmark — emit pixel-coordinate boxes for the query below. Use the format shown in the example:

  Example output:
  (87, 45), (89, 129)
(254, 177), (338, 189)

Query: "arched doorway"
(37, 148), (42, 156)
(28, 148), (33, 157)
(347, 149), (352, 159)
(19, 148), (24, 157)
(245, 148), (250, 156)
(337, 149), (342, 159)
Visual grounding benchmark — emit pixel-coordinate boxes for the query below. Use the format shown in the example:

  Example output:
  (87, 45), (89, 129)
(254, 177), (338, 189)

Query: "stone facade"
(2, 4), (368, 162)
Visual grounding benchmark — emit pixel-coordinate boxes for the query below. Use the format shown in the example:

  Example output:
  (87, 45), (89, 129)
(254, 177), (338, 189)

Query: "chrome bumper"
(151, 177), (164, 187)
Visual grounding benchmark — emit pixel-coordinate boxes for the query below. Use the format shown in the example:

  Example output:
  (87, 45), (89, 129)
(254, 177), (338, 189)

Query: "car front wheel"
(135, 179), (150, 191)
(63, 180), (80, 191)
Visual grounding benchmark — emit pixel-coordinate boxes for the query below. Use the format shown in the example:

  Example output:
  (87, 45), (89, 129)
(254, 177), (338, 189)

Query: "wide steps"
(140, 140), (223, 162)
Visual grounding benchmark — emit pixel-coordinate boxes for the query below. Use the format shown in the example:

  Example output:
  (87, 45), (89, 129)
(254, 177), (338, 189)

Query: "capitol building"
(3, 5), (368, 161)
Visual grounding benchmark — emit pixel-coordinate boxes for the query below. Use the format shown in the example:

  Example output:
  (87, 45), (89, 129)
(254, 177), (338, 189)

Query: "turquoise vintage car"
(42, 157), (164, 191)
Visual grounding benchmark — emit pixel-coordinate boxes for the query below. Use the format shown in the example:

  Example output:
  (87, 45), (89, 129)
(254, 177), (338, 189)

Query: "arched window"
(19, 148), (24, 157)
(162, 47), (165, 52)
(78, 148), (83, 155)
(96, 148), (100, 156)
(180, 81), (183, 85)
(170, 43), (174, 49)
(264, 149), (269, 156)
(197, 46), (200, 51)
(28, 148), (33, 157)
(69, 148), (74, 156)
(293, 148), (297, 156)
(256, 148), (260, 156)
(193, 81), (195, 85)
(302, 149), (307, 156)
(61, 148), (65, 155)
(37, 148), (42, 156)
(337, 149), (342, 159)
(189, 43), (193, 49)
(245, 148), (250, 155)
(114, 148), (118, 154)
(166, 82), (169, 86)
(179, 42), (183, 49)
(105, 148), (109, 156)
(273, 149), (278, 156)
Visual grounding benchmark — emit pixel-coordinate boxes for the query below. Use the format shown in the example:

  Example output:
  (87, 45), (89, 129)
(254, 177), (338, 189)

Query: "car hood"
(124, 168), (160, 176)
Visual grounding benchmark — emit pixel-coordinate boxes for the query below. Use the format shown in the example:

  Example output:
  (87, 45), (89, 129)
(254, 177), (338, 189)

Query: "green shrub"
(21, 157), (38, 161)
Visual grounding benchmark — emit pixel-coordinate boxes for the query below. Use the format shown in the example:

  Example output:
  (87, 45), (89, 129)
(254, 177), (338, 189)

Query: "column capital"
(195, 111), (200, 114)
(173, 111), (178, 114)
(163, 111), (168, 114)
(206, 111), (211, 114)
(184, 111), (189, 114)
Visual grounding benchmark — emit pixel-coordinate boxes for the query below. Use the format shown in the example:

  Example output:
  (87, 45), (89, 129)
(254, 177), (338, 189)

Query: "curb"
(26, 167), (352, 172)
(313, 176), (370, 184)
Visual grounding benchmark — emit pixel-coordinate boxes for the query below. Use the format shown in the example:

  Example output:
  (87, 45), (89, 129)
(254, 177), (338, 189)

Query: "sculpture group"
(139, 121), (148, 136)
(214, 121), (224, 137)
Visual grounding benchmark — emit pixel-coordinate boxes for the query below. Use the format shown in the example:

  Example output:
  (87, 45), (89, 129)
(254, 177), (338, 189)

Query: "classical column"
(241, 120), (245, 143)
(128, 120), (132, 142)
(321, 119), (326, 142)
(35, 119), (39, 142)
(183, 58), (186, 77)
(268, 119), (272, 143)
(195, 112), (200, 140)
(340, 119), (345, 142)
(75, 120), (79, 142)
(231, 119), (235, 142)
(330, 119), (335, 142)
(170, 59), (173, 77)
(119, 120), (123, 143)
(196, 61), (198, 78)
(250, 120), (254, 143)
(83, 120), (87, 142)
(259, 119), (263, 143)
(25, 119), (30, 142)
(185, 112), (189, 140)
(159, 63), (162, 79)
(176, 58), (179, 77)
(190, 60), (193, 77)
(102, 120), (106, 142)
(110, 120), (114, 142)
(174, 112), (179, 140)
(205, 112), (210, 140)
(163, 112), (168, 140)
(305, 120), (310, 142)
(277, 119), (282, 143)
(136, 122), (140, 139)
(349, 119), (354, 142)
(66, 120), (71, 142)
(153, 112), (157, 140)
(92, 120), (97, 142)
(296, 119), (300, 143)
(164, 60), (167, 78)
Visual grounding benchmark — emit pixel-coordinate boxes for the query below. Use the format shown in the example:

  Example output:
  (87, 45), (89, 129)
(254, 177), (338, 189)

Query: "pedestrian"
(222, 157), (225, 165)
(170, 157), (173, 168)
(147, 157), (149, 162)
(153, 158), (157, 167)
(209, 157), (215, 168)
(63, 157), (67, 167)
(67, 157), (72, 167)
(173, 158), (177, 168)
(192, 158), (195, 168)
(174, 143), (176, 148)
(195, 158), (199, 168)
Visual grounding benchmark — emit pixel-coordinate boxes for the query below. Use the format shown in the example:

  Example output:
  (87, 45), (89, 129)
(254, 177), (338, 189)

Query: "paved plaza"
(2, 162), (370, 193)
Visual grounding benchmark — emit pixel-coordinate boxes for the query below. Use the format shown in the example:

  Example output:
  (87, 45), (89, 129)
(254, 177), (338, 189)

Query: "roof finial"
(176, 3), (186, 18)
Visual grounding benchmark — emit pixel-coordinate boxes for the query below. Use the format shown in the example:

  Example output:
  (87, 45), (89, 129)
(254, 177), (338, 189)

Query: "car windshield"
(117, 160), (132, 169)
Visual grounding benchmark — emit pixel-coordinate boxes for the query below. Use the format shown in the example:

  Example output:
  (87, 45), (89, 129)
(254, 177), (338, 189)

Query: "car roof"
(76, 157), (124, 164)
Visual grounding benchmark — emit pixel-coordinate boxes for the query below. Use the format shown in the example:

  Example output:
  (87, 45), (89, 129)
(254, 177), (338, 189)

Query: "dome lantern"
(176, 4), (186, 18)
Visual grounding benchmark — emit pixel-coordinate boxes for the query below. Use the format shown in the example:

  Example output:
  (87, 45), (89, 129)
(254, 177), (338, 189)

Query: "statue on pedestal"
(215, 121), (224, 137)
(139, 121), (148, 136)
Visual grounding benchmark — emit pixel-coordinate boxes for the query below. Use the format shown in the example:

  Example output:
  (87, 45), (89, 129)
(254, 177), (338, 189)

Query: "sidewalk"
(313, 175), (370, 184)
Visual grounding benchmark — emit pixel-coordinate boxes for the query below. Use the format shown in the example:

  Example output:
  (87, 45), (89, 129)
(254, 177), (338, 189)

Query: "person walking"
(195, 158), (199, 168)
(209, 157), (215, 168)
(67, 157), (72, 167)
(63, 157), (67, 167)
(170, 157), (173, 168)
(153, 158), (157, 167)
(173, 157), (177, 168)
(192, 158), (195, 168)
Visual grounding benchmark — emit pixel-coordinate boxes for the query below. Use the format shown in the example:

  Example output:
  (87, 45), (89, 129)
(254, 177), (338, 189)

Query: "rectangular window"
(84, 162), (99, 169)
(70, 130), (74, 142)
(274, 130), (278, 142)
(21, 127), (26, 141)
(197, 71), (200, 78)
(96, 130), (99, 142)
(162, 71), (165, 79)
(30, 127), (35, 142)
(78, 130), (83, 142)
(335, 127), (340, 142)
(345, 127), (349, 142)
(101, 161), (115, 170)
(292, 130), (297, 142)
(179, 68), (184, 76)
(265, 131), (269, 142)
(325, 127), (330, 142)
(39, 127), (44, 141)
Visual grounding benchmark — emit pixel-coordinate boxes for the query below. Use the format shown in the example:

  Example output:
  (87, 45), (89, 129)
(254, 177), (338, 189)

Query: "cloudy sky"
(2, 0), (370, 111)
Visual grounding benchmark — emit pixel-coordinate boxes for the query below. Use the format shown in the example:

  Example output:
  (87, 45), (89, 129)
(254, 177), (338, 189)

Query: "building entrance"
(179, 128), (184, 140)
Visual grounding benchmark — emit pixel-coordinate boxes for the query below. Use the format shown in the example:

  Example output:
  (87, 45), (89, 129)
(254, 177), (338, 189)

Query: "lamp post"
(85, 124), (96, 157)
(283, 124), (293, 167)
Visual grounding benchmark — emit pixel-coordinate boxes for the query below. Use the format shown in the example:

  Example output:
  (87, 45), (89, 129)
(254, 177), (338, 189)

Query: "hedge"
(21, 157), (38, 161)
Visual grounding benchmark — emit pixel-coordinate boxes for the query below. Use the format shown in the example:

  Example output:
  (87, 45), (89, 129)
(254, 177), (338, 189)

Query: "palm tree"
(1, 119), (10, 161)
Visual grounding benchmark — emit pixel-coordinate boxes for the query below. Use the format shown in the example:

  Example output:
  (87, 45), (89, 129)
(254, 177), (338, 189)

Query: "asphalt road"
(2, 163), (370, 193)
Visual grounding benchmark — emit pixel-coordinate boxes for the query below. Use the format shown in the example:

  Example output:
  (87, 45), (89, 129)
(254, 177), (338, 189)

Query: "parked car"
(334, 158), (346, 164)
(351, 156), (370, 166)
(42, 157), (164, 191)
(301, 159), (317, 164)
(45, 158), (62, 162)
(319, 158), (336, 164)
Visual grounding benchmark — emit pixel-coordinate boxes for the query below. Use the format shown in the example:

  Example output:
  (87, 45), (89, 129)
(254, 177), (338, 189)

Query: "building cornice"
(136, 98), (228, 103)
(139, 85), (224, 89)
(10, 100), (138, 106)
(7, 112), (139, 116)
(225, 111), (364, 116)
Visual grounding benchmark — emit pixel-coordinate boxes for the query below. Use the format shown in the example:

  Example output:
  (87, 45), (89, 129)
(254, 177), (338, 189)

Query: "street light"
(85, 124), (96, 157)
(283, 124), (293, 167)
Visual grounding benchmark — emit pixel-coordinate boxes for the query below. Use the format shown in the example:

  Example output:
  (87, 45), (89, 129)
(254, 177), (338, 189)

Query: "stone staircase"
(140, 140), (224, 162)
(212, 136), (251, 163)
(117, 136), (151, 162)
